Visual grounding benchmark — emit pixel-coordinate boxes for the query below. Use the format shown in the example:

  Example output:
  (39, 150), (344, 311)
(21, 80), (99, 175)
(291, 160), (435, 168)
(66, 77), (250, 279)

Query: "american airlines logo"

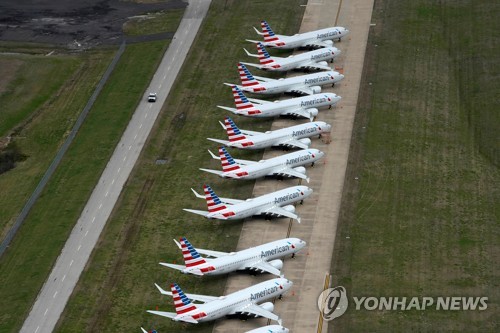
(274, 192), (300, 204)
(311, 51), (332, 60)
(286, 154), (311, 165)
(250, 285), (279, 301)
(304, 76), (331, 85)
(292, 127), (318, 137)
(300, 97), (327, 107)
(317, 31), (338, 39)
(260, 245), (290, 258)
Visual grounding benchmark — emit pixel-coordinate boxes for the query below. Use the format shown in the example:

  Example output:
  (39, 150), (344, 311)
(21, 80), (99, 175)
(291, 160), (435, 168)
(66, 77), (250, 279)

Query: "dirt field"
(0, 0), (186, 47)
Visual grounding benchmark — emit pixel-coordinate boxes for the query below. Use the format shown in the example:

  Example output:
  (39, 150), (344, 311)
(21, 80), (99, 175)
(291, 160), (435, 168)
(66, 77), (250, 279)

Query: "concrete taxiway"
(212, 0), (374, 332)
(20, 1), (211, 332)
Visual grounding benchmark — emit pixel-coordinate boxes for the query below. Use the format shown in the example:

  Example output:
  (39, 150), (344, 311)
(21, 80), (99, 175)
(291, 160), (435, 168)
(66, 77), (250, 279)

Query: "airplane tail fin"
(230, 85), (261, 115)
(261, 20), (280, 42)
(171, 283), (199, 315)
(179, 237), (207, 268)
(203, 184), (228, 213)
(218, 147), (241, 172)
(256, 42), (278, 67)
(224, 116), (247, 142)
(238, 63), (261, 88)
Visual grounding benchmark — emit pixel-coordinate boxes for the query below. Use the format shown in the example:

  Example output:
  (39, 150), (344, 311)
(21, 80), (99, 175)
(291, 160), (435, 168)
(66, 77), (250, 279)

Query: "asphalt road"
(20, 1), (211, 332)
(212, 0), (375, 332)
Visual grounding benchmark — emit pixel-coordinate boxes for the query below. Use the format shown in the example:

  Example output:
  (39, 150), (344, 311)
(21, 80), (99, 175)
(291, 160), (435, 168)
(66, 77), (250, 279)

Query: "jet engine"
(317, 61), (328, 67)
(323, 40), (334, 46)
(259, 302), (275, 313)
(310, 86), (322, 94)
(307, 108), (319, 118)
(282, 205), (296, 213)
(269, 259), (284, 271)
(293, 166), (306, 175)
(298, 138), (312, 147)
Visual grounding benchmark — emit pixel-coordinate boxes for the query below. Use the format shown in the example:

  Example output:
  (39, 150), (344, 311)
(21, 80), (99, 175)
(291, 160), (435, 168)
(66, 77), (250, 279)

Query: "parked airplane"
(248, 20), (349, 49)
(227, 63), (343, 95)
(247, 325), (289, 333)
(218, 85), (340, 121)
(208, 116), (331, 150)
(241, 42), (340, 71)
(161, 236), (306, 276)
(201, 146), (324, 182)
(147, 277), (292, 323)
(183, 184), (312, 223)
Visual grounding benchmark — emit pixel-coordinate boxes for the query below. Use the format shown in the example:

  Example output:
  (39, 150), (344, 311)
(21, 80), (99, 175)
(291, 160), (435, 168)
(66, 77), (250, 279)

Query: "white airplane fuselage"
(263, 27), (350, 49)
(172, 278), (292, 323)
(241, 71), (343, 95)
(181, 238), (306, 276)
(207, 185), (312, 220)
(224, 121), (331, 150)
(259, 47), (340, 71)
(229, 93), (341, 118)
(221, 149), (324, 180)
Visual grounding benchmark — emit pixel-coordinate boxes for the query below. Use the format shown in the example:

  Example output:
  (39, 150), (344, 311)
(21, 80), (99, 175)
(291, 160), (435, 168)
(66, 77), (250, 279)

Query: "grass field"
(0, 39), (172, 332)
(330, 0), (499, 331)
(0, 50), (114, 238)
(123, 8), (185, 36)
(55, 1), (307, 332)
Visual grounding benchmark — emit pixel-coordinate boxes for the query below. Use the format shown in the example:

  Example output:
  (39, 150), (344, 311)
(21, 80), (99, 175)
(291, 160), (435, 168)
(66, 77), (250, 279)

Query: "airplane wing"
(272, 166), (310, 182)
(299, 61), (332, 71)
(172, 238), (229, 258)
(234, 303), (280, 323)
(154, 283), (218, 303)
(282, 107), (314, 121)
(304, 40), (333, 49)
(260, 205), (301, 223)
(274, 137), (310, 150)
(244, 260), (282, 276)
(287, 86), (315, 96)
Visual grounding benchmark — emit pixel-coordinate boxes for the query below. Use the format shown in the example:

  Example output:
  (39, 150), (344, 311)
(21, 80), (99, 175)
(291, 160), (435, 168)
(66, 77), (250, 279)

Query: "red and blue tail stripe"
(224, 116), (246, 142)
(219, 147), (240, 172)
(261, 20), (279, 42)
(179, 237), (206, 267)
(238, 63), (259, 87)
(203, 185), (227, 213)
(257, 42), (274, 65)
(171, 283), (197, 315)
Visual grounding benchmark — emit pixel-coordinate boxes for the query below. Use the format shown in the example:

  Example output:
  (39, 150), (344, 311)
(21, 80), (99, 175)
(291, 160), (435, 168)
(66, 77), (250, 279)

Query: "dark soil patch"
(0, 0), (186, 47)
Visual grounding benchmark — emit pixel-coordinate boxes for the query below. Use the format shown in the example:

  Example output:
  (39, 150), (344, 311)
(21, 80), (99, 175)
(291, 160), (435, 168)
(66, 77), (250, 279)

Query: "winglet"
(190, 188), (204, 199)
(154, 283), (170, 295)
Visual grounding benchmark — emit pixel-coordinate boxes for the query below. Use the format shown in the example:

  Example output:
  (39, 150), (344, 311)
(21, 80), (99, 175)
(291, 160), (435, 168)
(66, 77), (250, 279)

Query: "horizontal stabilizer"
(159, 262), (186, 271)
(146, 310), (178, 320)
(183, 208), (210, 217)
(199, 168), (225, 177)
(207, 137), (230, 146)
(216, 105), (239, 114)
